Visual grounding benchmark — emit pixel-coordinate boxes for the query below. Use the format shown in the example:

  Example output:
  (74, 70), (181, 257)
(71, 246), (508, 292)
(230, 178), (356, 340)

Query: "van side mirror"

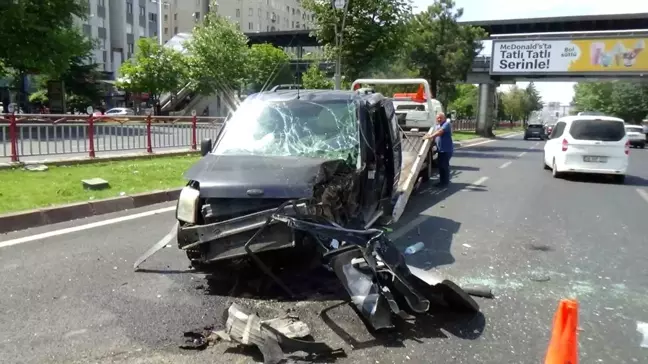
(200, 138), (212, 156)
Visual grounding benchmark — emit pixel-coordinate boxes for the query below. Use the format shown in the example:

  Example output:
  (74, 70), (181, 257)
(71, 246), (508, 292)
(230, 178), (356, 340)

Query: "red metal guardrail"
(0, 113), (224, 162)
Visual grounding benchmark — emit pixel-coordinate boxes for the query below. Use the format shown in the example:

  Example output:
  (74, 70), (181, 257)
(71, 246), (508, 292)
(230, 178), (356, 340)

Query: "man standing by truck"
(423, 112), (453, 187)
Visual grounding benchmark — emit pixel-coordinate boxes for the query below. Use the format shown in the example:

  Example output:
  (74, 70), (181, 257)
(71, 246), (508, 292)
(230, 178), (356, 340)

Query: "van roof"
(559, 115), (624, 123)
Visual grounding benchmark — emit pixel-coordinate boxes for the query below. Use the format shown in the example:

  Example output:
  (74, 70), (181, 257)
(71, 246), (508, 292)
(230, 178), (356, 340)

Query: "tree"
(246, 44), (293, 92)
(30, 53), (104, 112)
(405, 0), (487, 98)
(501, 86), (527, 122)
(448, 84), (478, 119)
(0, 0), (91, 110)
(610, 82), (648, 123)
(185, 12), (248, 108)
(303, 0), (412, 82)
(116, 37), (187, 114)
(572, 82), (615, 115)
(522, 82), (543, 123)
(571, 81), (648, 122)
(302, 62), (334, 89)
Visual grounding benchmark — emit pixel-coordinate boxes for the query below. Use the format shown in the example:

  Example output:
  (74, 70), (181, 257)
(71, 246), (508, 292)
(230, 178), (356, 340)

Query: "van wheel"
(552, 159), (562, 178)
(543, 153), (550, 170)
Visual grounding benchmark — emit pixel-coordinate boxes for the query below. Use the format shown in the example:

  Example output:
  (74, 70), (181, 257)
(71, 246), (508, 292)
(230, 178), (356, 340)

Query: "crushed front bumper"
(178, 203), (310, 262)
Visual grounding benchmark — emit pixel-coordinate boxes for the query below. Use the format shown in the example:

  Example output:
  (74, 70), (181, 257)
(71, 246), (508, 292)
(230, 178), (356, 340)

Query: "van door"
(565, 118), (627, 168)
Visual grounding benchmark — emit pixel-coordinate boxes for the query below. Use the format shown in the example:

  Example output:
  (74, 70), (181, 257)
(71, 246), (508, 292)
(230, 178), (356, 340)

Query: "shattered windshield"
(213, 98), (359, 160)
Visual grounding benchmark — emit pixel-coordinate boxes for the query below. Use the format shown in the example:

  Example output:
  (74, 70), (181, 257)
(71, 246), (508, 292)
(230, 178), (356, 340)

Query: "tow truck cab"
(391, 87), (444, 131)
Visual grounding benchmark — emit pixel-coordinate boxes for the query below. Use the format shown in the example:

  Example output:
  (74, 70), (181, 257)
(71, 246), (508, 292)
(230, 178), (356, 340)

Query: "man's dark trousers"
(437, 152), (451, 185)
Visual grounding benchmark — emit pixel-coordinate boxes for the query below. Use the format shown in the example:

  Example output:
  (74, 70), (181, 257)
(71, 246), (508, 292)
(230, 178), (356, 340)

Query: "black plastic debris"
(241, 200), (480, 331)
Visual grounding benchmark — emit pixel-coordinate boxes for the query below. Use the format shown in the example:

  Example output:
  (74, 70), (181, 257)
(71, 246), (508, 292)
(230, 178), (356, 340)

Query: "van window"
(569, 119), (625, 142)
(396, 104), (426, 111)
(550, 121), (566, 139)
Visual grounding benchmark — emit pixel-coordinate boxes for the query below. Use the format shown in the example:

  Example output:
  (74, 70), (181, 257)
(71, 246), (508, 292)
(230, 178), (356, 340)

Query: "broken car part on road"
(181, 303), (342, 364)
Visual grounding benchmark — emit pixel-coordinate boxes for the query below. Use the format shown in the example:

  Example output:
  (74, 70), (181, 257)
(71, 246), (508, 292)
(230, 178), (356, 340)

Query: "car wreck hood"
(184, 154), (354, 199)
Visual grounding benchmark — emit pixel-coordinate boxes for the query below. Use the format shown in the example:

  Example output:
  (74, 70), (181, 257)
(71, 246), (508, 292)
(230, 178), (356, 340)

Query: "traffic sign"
(7, 104), (14, 113)
(86, 106), (94, 114)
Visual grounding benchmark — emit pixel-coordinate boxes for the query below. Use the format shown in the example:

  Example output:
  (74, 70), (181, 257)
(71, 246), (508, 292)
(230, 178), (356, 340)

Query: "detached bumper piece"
(199, 304), (344, 364)
(247, 199), (480, 331)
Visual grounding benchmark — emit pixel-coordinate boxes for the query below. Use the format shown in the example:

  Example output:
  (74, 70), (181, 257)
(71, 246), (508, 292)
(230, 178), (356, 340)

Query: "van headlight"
(176, 186), (200, 224)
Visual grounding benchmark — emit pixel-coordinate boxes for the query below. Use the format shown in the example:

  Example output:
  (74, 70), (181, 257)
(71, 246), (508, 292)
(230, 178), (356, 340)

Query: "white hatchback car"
(625, 124), (646, 149)
(543, 115), (629, 183)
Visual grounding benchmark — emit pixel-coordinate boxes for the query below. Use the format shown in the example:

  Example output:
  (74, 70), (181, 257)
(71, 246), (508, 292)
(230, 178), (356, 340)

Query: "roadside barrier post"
(9, 112), (18, 162)
(88, 114), (96, 158)
(191, 110), (197, 150)
(146, 113), (153, 153)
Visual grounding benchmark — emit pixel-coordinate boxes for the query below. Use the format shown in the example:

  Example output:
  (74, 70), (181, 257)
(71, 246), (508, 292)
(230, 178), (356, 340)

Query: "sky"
(411, 0), (648, 105)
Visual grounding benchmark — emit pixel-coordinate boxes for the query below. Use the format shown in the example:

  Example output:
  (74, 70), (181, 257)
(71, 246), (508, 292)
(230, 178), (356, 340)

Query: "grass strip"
(0, 154), (200, 214)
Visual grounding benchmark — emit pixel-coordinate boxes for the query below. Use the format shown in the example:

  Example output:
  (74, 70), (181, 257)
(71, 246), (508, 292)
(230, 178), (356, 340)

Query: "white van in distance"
(543, 115), (629, 184)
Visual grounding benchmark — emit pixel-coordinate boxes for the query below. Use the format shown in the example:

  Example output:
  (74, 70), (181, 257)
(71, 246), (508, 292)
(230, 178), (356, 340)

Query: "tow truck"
(134, 78), (478, 331)
(390, 85), (444, 131)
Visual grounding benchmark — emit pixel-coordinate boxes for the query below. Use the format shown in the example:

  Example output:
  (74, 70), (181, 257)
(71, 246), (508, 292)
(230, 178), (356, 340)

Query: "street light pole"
(333, 0), (350, 90)
(152, 0), (165, 45)
(158, 0), (164, 45)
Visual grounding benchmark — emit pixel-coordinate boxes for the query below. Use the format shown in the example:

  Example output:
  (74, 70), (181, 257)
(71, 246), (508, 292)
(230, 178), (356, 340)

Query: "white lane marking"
(637, 189), (648, 204)
(0, 206), (176, 249)
(470, 176), (489, 186)
(504, 132), (523, 138)
(456, 132), (523, 149)
(499, 161), (512, 169)
(517, 151), (527, 157)
(390, 176), (489, 240)
(456, 138), (496, 149)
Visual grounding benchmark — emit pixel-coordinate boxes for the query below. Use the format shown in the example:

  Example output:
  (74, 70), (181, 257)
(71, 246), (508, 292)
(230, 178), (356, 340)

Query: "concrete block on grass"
(82, 178), (110, 190)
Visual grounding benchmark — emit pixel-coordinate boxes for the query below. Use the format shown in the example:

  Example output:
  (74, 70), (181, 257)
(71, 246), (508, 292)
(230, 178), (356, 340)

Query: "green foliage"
(185, 12), (249, 95)
(303, 0), (412, 81)
(116, 37), (187, 107)
(246, 44), (293, 92)
(28, 89), (48, 104)
(0, 0), (90, 76)
(500, 83), (543, 122)
(302, 63), (334, 89)
(572, 81), (648, 123)
(30, 51), (104, 111)
(448, 84), (478, 118)
(405, 0), (487, 97)
(501, 86), (527, 121)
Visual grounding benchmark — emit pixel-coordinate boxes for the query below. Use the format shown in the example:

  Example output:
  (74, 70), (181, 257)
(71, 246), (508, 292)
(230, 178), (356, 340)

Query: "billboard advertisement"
(490, 37), (647, 75)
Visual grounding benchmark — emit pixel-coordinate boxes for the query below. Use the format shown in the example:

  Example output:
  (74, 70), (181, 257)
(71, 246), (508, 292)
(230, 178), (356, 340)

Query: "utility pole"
(332, 0), (350, 90)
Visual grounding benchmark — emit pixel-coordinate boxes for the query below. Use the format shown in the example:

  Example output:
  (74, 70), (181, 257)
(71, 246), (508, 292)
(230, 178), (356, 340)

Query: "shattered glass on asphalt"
(213, 98), (359, 161)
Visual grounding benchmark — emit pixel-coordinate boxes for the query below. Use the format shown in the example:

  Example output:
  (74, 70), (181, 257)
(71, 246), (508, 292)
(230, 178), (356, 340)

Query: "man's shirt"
(435, 121), (453, 154)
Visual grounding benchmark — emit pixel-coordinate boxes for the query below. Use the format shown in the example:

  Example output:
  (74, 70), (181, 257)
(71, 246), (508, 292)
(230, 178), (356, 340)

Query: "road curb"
(0, 150), (200, 170)
(0, 188), (181, 234)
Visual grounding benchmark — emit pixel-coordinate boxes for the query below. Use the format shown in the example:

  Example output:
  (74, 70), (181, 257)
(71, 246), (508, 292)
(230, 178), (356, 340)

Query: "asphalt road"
(1, 134), (648, 364)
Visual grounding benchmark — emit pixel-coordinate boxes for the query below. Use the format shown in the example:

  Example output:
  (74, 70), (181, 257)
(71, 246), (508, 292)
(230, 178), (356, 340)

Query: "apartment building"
(76, 0), (160, 79)
(161, 0), (313, 42)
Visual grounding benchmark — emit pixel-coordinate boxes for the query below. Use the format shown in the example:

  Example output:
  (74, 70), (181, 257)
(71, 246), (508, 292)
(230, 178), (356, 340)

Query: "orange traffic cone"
(545, 299), (578, 364)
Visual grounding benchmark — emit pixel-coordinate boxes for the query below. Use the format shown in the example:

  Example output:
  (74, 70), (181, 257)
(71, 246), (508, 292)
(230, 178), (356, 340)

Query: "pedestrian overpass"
(246, 12), (648, 129)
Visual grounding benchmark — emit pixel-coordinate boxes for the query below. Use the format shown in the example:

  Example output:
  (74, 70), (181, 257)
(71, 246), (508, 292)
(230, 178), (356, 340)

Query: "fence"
(0, 114), (224, 162)
(0, 115), (520, 163)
